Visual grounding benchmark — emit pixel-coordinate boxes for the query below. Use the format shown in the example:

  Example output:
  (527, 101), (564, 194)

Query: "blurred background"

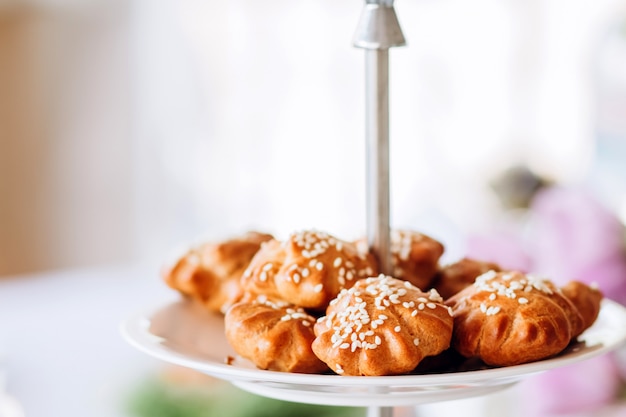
(1, 0), (626, 416)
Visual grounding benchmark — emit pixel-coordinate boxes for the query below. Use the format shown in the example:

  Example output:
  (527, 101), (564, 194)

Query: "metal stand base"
(367, 406), (394, 417)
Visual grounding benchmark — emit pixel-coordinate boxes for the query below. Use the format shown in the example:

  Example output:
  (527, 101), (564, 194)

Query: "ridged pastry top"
(432, 257), (502, 300)
(312, 275), (454, 376)
(225, 296), (329, 374)
(389, 230), (445, 290)
(162, 232), (273, 313)
(241, 230), (377, 310)
(446, 270), (586, 366)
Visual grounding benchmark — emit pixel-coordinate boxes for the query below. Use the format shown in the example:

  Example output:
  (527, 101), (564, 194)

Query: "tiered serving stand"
(121, 2), (626, 417)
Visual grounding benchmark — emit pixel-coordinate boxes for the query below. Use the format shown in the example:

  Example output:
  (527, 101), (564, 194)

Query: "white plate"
(121, 299), (626, 407)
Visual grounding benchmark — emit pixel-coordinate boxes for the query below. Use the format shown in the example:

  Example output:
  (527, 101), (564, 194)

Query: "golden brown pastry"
(432, 258), (501, 300)
(560, 281), (603, 338)
(312, 275), (454, 376)
(355, 230), (444, 290)
(446, 270), (585, 367)
(224, 296), (329, 374)
(240, 230), (377, 311)
(389, 230), (445, 290)
(162, 232), (273, 313)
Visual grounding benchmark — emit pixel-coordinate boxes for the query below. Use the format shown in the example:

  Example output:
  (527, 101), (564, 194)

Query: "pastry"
(432, 258), (501, 300)
(312, 275), (454, 376)
(240, 230), (377, 311)
(224, 296), (329, 373)
(560, 281), (603, 338)
(446, 270), (585, 367)
(356, 230), (444, 291)
(162, 232), (273, 313)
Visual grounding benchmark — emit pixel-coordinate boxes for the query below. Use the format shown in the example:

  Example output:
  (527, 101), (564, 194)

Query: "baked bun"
(432, 258), (501, 300)
(446, 270), (585, 367)
(389, 230), (445, 290)
(240, 230), (377, 310)
(224, 296), (329, 373)
(162, 232), (273, 313)
(312, 275), (453, 376)
(560, 281), (603, 338)
(356, 230), (444, 291)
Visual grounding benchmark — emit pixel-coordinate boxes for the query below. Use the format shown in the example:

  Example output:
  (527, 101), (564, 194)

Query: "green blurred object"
(126, 376), (365, 417)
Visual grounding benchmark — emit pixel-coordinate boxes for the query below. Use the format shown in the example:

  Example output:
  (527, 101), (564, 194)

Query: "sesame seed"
(518, 297), (529, 304)
(394, 326), (401, 332)
(413, 338), (420, 346)
(262, 263), (273, 271)
(314, 283), (324, 293)
(293, 273), (301, 284)
(259, 271), (268, 282)
(301, 268), (310, 278)
(316, 262), (324, 271)
(334, 257), (343, 268)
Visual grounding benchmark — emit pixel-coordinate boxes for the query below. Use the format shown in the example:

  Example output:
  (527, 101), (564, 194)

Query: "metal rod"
(354, 1), (405, 275)
(365, 48), (392, 275)
(367, 406), (394, 417)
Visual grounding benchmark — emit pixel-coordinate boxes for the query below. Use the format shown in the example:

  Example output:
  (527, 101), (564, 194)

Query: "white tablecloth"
(0, 263), (175, 417)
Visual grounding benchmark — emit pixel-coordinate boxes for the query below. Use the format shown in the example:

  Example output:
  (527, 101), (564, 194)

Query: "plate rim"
(120, 298), (626, 388)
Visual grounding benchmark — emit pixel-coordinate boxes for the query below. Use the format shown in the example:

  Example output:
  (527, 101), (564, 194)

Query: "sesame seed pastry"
(355, 230), (444, 291)
(224, 296), (329, 374)
(432, 258), (502, 300)
(446, 271), (586, 367)
(240, 230), (378, 311)
(162, 232), (273, 314)
(312, 275), (454, 376)
(559, 281), (603, 338)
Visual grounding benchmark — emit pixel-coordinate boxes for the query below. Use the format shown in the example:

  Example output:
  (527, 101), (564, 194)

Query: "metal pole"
(367, 406), (395, 417)
(353, 1), (405, 276)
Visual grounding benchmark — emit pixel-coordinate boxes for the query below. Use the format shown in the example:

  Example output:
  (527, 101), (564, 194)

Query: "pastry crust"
(560, 281), (603, 338)
(390, 230), (445, 290)
(446, 271), (585, 367)
(240, 230), (377, 310)
(312, 275), (454, 376)
(224, 297), (329, 374)
(162, 232), (273, 313)
(356, 230), (444, 291)
(432, 258), (501, 300)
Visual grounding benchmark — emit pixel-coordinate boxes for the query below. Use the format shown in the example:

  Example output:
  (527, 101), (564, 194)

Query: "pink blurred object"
(520, 354), (622, 416)
(470, 185), (626, 416)
(465, 232), (532, 272)
(526, 186), (626, 304)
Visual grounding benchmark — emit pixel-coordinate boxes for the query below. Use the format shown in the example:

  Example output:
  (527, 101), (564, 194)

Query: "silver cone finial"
(353, 1), (406, 50)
